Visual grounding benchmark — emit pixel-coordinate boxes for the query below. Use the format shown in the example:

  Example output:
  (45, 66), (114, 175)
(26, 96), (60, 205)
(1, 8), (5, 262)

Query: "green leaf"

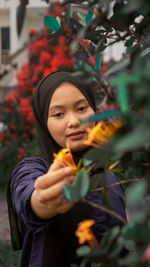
(122, 0), (141, 13)
(63, 184), (73, 200)
(95, 53), (101, 72)
(75, 170), (90, 196)
(129, 211), (147, 224)
(126, 180), (147, 206)
(44, 16), (61, 33)
(77, 158), (83, 169)
(65, 5), (72, 25)
(125, 36), (136, 47)
(111, 73), (129, 113)
(118, 252), (140, 266)
(125, 181), (148, 223)
(71, 41), (78, 51)
(56, 16), (61, 26)
(140, 47), (150, 57)
(121, 224), (149, 247)
(76, 245), (91, 256)
(85, 12), (93, 23)
(84, 147), (108, 163)
(80, 110), (123, 123)
(115, 124), (150, 153)
(102, 189), (112, 209)
(106, 58), (129, 75)
(77, 12), (86, 22)
(63, 170), (90, 202)
(116, 82), (128, 113)
(84, 63), (92, 71)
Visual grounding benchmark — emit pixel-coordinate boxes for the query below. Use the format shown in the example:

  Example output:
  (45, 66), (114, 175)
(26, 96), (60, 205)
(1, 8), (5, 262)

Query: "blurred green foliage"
(0, 241), (21, 267)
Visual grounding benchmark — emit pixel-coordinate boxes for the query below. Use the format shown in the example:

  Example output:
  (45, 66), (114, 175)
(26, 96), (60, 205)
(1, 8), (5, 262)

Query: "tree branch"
(92, 178), (143, 193)
(82, 198), (127, 224)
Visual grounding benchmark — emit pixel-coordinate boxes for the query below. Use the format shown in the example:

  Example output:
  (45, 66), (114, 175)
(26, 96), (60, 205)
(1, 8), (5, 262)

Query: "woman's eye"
(77, 106), (88, 112)
(52, 112), (64, 118)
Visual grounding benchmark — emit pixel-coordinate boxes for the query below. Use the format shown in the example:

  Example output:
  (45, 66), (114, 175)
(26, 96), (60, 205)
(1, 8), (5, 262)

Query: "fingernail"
(64, 167), (73, 174)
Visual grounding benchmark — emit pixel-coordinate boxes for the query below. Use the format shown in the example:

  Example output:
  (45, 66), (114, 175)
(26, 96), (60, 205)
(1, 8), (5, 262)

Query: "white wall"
(103, 41), (126, 62)
(0, 0), (49, 56)
(0, 0), (48, 8)
(0, 10), (9, 27)
(19, 7), (47, 48)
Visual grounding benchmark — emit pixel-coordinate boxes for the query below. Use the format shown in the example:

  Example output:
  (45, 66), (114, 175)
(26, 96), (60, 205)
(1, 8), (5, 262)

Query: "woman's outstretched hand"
(30, 162), (74, 219)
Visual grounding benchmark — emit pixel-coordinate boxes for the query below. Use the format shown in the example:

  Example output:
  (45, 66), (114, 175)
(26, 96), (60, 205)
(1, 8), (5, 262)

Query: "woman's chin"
(68, 140), (88, 152)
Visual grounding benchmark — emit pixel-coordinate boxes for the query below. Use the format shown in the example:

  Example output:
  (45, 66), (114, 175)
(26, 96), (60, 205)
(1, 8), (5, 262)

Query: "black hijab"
(32, 71), (96, 165)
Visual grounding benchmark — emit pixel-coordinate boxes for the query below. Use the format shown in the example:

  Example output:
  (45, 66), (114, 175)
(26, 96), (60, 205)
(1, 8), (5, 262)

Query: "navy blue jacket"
(10, 156), (126, 267)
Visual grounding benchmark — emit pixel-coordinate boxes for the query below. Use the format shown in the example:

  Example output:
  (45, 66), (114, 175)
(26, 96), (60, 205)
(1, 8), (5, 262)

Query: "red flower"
(22, 133), (27, 137)
(5, 95), (15, 103)
(43, 68), (51, 78)
(101, 65), (107, 73)
(19, 98), (29, 106)
(25, 125), (30, 130)
(11, 133), (17, 139)
(10, 124), (16, 130)
(4, 107), (11, 112)
(17, 154), (22, 159)
(39, 51), (51, 65)
(19, 147), (25, 153)
(30, 39), (47, 54)
(26, 111), (34, 124)
(11, 90), (20, 99)
(29, 28), (38, 36)
(0, 133), (5, 142)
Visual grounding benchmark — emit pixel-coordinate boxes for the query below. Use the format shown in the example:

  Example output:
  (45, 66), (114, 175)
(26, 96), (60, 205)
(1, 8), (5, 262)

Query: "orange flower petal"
(84, 119), (122, 147)
(53, 144), (78, 173)
(77, 219), (95, 230)
(75, 230), (94, 245)
(75, 219), (95, 245)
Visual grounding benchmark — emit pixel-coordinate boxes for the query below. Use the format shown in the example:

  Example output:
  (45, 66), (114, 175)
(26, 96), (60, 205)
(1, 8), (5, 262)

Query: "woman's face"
(47, 82), (95, 151)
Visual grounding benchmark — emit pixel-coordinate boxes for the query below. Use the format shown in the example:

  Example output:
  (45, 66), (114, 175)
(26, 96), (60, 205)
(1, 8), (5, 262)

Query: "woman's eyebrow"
(49, 105), (64, 112)
(49, 99), (88, 112)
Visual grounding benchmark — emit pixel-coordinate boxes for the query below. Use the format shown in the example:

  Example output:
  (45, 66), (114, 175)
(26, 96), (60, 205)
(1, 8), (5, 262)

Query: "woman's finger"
(35, 166), (73, 189)
(49, 160), (63, 172)
(57, 201), (74, 214)
(36, 176), (74, 202)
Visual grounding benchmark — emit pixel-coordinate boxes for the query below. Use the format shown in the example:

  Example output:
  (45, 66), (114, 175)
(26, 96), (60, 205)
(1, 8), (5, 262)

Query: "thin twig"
(92, 178), (143, 192)
(82, 198), (127, 224)
(86, 162), (96, 173)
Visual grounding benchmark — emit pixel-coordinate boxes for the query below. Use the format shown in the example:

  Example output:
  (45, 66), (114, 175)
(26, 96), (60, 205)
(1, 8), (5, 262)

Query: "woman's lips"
(67, 131), (85, 140)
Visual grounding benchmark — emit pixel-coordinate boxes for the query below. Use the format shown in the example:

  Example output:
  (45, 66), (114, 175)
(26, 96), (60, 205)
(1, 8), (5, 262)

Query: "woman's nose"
(68, 114), (80, 128)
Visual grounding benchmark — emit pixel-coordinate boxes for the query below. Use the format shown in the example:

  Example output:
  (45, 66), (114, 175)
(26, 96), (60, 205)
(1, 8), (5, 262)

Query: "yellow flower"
(75, 219), (95, 245)
(53, 143), (78, 174)
(84, 118), (122, 147)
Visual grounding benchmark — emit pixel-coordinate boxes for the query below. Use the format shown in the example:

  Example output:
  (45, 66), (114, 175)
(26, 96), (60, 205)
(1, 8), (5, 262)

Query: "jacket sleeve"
(10, 157), (55, 233)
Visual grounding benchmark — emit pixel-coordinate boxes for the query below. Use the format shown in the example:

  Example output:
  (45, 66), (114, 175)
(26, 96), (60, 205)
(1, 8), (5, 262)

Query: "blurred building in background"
(0, 0), (49, 63)
(0, 0), (49, 92)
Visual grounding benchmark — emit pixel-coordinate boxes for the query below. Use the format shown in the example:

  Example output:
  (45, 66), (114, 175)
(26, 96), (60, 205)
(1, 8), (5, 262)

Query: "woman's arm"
(30, 162), (74, 219)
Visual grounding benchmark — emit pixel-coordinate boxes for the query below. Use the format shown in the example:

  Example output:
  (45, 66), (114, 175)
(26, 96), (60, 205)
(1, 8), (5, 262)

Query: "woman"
(8, 71), (126, 267)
